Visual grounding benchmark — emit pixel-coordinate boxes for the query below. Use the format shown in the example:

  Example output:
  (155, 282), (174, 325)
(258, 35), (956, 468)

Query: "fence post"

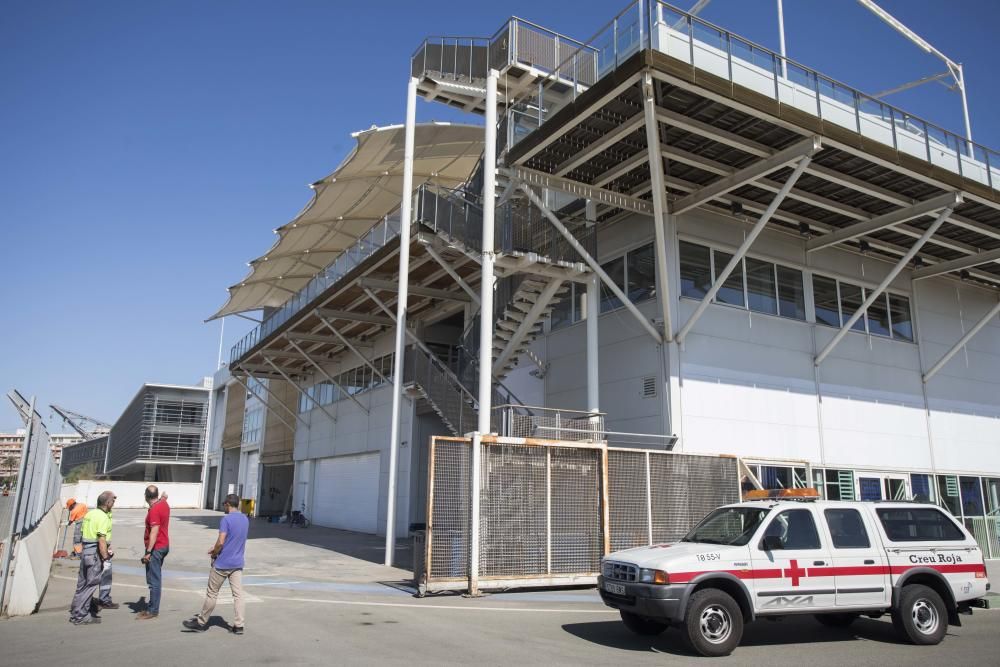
(468, 433), (482, 595)
(645, 451), (653, 545)
(601, 445), (611, 556)
(546, 447), (552, 574)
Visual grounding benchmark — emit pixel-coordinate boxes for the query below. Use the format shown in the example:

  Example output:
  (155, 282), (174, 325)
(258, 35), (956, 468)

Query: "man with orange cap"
(66, 498), (88, 557)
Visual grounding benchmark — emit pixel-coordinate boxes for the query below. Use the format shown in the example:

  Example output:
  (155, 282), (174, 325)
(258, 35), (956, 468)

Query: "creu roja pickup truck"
(598, 489), (991, 657)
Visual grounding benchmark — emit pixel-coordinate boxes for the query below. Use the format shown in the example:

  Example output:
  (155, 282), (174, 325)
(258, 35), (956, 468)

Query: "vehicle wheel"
(620, 610), (668, 636)
(892, 584), (947, 645)
(683, 588), (744, 657)
(813, 613), (859, 628)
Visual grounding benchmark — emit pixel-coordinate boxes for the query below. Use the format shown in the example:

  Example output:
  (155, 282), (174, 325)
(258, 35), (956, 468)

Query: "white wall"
(3, 503), (59, 616)
(61, 481), (204, 509)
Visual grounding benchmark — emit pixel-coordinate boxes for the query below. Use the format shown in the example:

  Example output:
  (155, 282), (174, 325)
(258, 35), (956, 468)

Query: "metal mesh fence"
(427, 438), (470, 580)
(550, 447), (602, 574)
(608, 449), (649, 551)
(479, 444), (547, 577)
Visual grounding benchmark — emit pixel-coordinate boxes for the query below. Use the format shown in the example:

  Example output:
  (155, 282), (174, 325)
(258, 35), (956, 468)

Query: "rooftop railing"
(506, 0), (1000, 190)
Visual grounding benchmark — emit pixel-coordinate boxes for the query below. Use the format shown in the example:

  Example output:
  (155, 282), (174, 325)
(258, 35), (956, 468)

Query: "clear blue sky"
(3, 0), (998, 431)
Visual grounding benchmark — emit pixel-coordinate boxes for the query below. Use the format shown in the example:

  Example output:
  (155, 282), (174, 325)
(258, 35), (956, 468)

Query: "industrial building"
(210, 2), (1000, 567)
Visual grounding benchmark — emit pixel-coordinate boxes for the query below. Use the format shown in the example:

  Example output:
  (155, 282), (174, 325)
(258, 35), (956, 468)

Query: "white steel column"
(642, 72), (674, 340)
(923, 299), (1000, 382)
(586, 274), (600, 413)
(384, 76), (418, 567)
(470, 68), (498, 597)
(676, 155), (814, 344)
(815, 206), (953, 366)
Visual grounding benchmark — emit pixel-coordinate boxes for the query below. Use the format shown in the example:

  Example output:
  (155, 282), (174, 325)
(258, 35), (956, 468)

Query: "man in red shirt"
(137, 485), (169, 620)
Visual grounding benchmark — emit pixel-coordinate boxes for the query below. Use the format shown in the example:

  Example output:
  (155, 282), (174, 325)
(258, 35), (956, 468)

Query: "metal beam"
(285, 332), (358, 346)
(671, 136), (823, 215)
(642, 72), (675, 341)
(504, 166), (654, 215)
(229, 376), (294, 432)
(311, 319), (388, 384)
(314, 308), (394, 327)
(923, 300), (1000, 382)
(264, 357), (338, 423)
(912, 247), (1000, 280)
(518, 183), (663, 344)
(492, 279), (563, 375)
(358, 276), (470, 303)
(553, 113), (645, 177)
(815, 206), (954, 366)
(420, 242), (480, 305)
(237, 371), (308, 428)
(285, 338), (369, 414)
(676, 155), (813, 344)
(806, 191), (963, 252)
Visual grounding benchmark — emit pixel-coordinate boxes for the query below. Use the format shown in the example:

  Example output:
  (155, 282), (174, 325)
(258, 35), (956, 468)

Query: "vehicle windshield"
(682, 507), (770, 546)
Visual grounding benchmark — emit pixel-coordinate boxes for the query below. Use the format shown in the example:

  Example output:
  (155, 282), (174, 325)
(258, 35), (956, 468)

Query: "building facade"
(210, 4), (1000, 551)
(3, 431), (83, 481)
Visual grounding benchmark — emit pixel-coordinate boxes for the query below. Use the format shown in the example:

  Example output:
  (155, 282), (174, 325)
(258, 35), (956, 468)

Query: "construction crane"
(49, 405), (111, 440)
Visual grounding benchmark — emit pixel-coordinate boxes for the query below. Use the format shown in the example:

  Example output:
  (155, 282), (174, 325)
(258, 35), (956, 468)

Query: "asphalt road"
(1, 509), (997, 666)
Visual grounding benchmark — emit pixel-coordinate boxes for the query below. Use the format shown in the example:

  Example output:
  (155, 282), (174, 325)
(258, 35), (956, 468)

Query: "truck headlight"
(639, 568), (670, 584)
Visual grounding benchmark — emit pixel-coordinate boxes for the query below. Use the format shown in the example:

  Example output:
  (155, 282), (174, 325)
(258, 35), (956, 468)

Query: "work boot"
(98, 601), (120, 610)
(70, 616), (102, 626)
(136, 611), (158, 620)
(230, 625), (244, 635)
(182, 618), (208, 632)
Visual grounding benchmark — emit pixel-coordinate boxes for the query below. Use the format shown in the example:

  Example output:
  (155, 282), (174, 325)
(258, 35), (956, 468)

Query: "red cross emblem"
(783, 559), (807, 586)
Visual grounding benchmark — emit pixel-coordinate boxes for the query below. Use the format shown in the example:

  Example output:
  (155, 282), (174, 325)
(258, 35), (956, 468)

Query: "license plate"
(604, 581), (626, 595)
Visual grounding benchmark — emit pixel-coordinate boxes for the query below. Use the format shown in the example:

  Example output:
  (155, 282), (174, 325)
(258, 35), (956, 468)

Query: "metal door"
(820, 507), (890, 608)
(751, 508), (836, 612)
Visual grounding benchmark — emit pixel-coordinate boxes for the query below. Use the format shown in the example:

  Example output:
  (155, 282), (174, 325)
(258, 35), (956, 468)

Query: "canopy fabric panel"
(210, 122), (483, 320)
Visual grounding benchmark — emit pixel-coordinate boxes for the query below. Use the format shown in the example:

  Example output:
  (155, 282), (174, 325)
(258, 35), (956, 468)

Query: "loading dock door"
(311, 452), (381, 534)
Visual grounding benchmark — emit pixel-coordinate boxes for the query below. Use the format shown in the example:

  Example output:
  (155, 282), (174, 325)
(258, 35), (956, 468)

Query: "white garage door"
(311, 452), (381, 534)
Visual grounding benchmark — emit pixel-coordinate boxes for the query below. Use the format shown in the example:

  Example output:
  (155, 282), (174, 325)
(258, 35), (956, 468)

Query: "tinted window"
(839, 282), (867, 331)
(889, 294), (914, 342)
(746, 257), (778, 315)
(683, 507), (770, 547)
(876, 508), (965, 542)
(777, 266), (806, 320)
(824, 508), (871, 548)
(680, 241), (712, 299)
(867, 293), (892, 337)
(760, 509), (822, 550)
(713, 249), (745, 307)
(627, 244), (656, 302)
(813, 275), (840, 327)
(600, 256), (625, 313)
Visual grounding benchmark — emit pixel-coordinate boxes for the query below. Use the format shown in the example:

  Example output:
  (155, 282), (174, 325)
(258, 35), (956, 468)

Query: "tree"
(64, 463), (97, 484)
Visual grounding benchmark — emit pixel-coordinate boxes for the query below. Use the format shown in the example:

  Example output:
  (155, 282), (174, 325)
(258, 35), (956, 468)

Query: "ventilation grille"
(641, 376), (656, 398)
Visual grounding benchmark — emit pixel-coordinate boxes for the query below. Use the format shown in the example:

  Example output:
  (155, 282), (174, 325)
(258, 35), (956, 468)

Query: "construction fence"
(1, 392), (63, 615)
(414, 435), (739, 594)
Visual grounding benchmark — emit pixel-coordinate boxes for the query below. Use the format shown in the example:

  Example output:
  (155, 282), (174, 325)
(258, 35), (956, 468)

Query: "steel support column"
(519, 183), (663, 344)
(642, 72), (674, 340)
(923, 299), (1000, 382)
(586, 274), (600, 413)
(676, 155), (814, 344)
(815, 206), (954, 366)
(384, 76), (418, 567)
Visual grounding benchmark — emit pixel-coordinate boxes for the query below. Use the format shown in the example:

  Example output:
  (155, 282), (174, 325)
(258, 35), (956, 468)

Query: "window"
(777, 266), (806, 320)
(760, 509), (822, 550)
(680, 241), (712, 299)
(825, 509), (871, 549)
(683, 507), (770, 547)
(889, 294), (914, 342)
(712, 249), (745, 307)
(756, 465), (808, 490)
(936, 475), (961, 515)
(876, 508), (965, 542)
(960, 476), (985, 516)
(820, 469), (855, 501)
(600, 255), (625, 313)
(813, 275), (841, 327)
(839, 282), (866, 332)
(746, 257), (777, 315)
(910, 473), (935, 504)
(867, 293), (892, 337)
(626, 244), (656, 302)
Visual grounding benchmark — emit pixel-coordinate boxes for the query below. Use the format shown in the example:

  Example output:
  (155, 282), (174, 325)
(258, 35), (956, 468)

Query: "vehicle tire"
(682, 588), (744, 657)
(892, 584), (948, 645)
(620, 610), (668, 636)
(813, 613), (859, 628)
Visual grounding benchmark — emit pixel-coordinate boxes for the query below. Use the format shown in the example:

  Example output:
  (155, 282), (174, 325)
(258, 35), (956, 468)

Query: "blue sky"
(2, 0), (998, 431)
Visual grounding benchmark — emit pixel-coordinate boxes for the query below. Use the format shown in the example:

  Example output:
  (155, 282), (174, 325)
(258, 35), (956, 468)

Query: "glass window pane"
(626, 243), (656, 302)
(746, 257), (777, 315)
(600, 256), (625, 313)
(679, 241), (712, 299)
(910, 473), (935, 503)
(839, 282), (867, 332)
(983, 478), (1000, 514)
(889, 294), (914, 342)
(867, 293), (892, 337)
(960, 476), (985, 516)
(712, 249), (745, 307)
(761, 509), (822, 550)
(825, 508), (871, 549)
(776, 266), (806, 320)
(813, 275), (840, 327)
(936, 475), (961, 516)
(876, 507), (965, 541)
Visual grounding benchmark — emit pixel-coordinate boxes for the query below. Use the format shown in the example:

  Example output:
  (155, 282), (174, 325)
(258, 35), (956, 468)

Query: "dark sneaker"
(231, 625), (244, 635)
(71, 616), (102, 625)
(98, 601), (120, 610)
(182, 618), (208, 632)
(136, 611), (158, 620)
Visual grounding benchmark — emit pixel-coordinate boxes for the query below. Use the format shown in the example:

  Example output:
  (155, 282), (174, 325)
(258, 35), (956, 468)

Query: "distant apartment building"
(1, 431), (83, 479)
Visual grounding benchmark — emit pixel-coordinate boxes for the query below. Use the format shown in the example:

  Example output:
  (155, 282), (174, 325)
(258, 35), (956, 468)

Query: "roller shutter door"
(311, 452), (380, 533)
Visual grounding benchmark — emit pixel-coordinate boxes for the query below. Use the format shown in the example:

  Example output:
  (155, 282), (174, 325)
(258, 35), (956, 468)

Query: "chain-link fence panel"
(607, 449), (648, 551)
(427, 438), (470, 581)
(479, 443), (546, 577)
(550, 446), (602, 574)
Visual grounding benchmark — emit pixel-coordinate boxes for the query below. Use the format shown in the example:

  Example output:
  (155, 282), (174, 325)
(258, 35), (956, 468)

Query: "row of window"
(150, 400), (206, 426)
(679, 240), (915, 342)
(551, 242), (657, 329)
(241, 406), (264, 447)
(297, 353), (395, 414)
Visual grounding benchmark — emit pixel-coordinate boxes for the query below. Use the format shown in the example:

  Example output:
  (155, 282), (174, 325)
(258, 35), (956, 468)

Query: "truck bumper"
(597, 576), (690, 623)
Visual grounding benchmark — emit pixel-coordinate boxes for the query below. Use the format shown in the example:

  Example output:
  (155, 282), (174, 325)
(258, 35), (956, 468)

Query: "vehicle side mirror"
(762, 535), (784, 551)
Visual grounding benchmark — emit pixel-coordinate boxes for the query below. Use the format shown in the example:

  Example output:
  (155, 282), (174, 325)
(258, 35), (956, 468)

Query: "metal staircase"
(492, 274), (570, 378)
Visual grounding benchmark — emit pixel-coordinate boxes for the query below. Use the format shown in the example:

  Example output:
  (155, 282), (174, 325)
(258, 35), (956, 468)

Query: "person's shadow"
(126, 597), (147, 614)
(179, 616), (231, 632)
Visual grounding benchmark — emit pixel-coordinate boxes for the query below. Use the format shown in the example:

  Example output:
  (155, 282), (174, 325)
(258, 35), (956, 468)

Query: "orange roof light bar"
(745, 488), (821, 500)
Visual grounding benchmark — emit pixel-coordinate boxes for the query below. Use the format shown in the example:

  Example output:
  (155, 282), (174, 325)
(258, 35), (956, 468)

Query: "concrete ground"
(1, 508), (998, 666)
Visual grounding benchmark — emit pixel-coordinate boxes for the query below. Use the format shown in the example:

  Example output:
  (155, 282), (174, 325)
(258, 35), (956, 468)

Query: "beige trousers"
(196, 567), (244, 628)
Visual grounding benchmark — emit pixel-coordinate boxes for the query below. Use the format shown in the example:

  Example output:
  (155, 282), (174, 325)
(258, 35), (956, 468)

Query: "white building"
(208, 5), (1000, 557)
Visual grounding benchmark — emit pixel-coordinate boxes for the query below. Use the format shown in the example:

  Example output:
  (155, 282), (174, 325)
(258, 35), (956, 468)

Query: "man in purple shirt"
(182, 493), (249, 634)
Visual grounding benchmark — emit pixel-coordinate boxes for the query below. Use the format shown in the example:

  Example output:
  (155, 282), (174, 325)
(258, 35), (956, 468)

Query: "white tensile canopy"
(210, 122), (483, 320)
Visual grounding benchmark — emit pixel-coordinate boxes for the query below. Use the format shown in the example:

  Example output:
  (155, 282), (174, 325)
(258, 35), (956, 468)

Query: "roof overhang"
(210, 122), (484, 320)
